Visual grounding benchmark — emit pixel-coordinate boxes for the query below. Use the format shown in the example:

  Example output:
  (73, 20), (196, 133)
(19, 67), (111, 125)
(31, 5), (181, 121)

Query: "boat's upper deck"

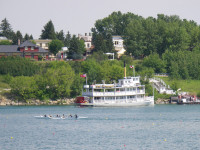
(84, 76), (142, 89)
(118, 76), (140, 87)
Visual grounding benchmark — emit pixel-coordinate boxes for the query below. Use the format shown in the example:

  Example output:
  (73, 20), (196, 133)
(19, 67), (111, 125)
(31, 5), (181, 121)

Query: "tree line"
(91, 11), (200, 57)
(1, 11), (200, 80)
(91, 11), (200, 80)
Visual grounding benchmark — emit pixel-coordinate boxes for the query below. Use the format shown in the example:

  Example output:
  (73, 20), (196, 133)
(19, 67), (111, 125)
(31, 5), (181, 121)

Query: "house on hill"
(112, 36), (126, 57)
(34, 39), (52, 50)
(0, 40), (49, 60)
(78, 33), (94, 56)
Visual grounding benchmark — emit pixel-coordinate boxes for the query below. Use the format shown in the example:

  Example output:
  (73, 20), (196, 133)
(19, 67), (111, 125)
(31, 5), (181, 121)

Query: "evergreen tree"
(64, 31), (71, 47)
(40, 20), (56, 39)
(0, 18), (13, 39)
(12, 30), (23, 45)
(24, 33), (30, 40)
(56, 30), (65, 43)
(68, 35), (86, 59)
(29, 34), (33, 39)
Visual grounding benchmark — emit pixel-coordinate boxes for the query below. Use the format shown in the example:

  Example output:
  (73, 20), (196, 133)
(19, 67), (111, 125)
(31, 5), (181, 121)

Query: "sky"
(1, 0), (200, 39)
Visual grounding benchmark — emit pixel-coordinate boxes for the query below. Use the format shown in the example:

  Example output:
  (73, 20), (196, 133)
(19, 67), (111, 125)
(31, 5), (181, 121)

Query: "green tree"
(70, 74), (85, 97)
(12, 30), (23, 45)
(56, 30), (65, 43)
(29, 35), (33, 39)
(49, 39), (64, 55)
(64, 31), (71, 47)
(91, 29), (107, 52)
(68, 35), (86, 59)
(24, 33), (30, 40)
(40, 20), (56, 39)
(124, 19), (146, 58)
(10, 76), (38, 101)
(36, 61), (75, 99)
(0, 18), (13, 39)
(143, 53), (166, 73)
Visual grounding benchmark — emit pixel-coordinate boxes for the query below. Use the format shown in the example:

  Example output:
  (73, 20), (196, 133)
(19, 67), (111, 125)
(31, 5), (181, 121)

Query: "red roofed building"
(0, 40), (49, 60)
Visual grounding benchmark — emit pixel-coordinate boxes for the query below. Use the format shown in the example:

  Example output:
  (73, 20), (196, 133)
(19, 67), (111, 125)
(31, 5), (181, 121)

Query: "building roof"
(19, 40), (37, 47)
(112, 36), (123, 40)
(34, 39), (52, 42)
(0, 45), (19, 53)
(0, 40), (49, 53)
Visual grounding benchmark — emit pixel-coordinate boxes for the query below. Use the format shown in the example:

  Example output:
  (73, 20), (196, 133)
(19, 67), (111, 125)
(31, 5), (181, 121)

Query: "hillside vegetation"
(160, 77), (200, 95)
(1, 11), (200, 101)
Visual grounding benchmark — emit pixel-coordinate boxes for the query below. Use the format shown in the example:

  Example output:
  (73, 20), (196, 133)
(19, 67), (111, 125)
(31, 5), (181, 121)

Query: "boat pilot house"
(0, 40), (49, 60)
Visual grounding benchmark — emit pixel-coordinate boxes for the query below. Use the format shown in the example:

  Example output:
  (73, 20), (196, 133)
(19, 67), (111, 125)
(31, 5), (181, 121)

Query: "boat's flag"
(130, 65), (134, 68)
(80, 74), (87, 78)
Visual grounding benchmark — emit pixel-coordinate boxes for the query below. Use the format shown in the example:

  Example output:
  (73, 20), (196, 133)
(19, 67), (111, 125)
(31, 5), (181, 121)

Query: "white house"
(34, 39), (52, 50)
(112, 36), (126, 57)
(78, 33), (93, 56)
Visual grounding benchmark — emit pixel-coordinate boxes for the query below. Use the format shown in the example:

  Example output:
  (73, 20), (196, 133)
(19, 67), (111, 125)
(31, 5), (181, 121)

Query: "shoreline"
(0, 96), (76, 106)
(0, 97), (170, 106)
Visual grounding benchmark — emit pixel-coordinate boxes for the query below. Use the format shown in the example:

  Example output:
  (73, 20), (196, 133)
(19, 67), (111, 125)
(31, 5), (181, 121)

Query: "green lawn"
(159, 77), (200, 94)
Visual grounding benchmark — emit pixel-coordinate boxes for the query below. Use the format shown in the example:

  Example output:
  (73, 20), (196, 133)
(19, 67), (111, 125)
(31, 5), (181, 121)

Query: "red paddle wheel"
(75, 96), (89, 104)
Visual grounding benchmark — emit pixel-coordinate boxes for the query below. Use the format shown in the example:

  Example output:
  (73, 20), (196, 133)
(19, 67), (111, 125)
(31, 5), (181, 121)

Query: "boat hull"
(80, 101), (154, 107)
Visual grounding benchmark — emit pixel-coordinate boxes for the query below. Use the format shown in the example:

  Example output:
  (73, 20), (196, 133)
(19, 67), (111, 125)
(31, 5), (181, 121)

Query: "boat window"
(94, 97), (103, 100)
(130, 96), (135, 98)
(120, 88), (125, 92)
(105, 97), (115, 100)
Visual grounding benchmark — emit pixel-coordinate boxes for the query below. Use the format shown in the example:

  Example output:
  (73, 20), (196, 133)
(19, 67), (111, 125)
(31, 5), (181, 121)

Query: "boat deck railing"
(82, 90), (145, 97)
(93, 98), (146, 104)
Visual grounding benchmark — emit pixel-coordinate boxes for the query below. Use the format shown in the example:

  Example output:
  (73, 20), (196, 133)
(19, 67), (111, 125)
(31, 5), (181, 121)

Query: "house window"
(87, 43), (90, 48)
(40, 43), (42, 47)
(25, 47), (28, 50)
(115, 41), (118, 45)
(31, 47), (34, 50)
(31, 53), (34, 58)
(45, 43), (48, 47)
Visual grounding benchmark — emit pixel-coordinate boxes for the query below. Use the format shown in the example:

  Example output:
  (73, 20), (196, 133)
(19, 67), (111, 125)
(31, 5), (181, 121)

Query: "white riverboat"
(76, 76), (154, 107)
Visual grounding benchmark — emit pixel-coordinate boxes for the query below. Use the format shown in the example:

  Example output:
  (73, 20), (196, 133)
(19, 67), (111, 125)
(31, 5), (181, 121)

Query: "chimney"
(18, 39), (20, 45)
(85, 33), (87, 36)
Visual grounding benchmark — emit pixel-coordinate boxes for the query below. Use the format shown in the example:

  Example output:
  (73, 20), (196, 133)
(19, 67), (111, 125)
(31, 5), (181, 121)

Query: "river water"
(0, 105), (200, 150)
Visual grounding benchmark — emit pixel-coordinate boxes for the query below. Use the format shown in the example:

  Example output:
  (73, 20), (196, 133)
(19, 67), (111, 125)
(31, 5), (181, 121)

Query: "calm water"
(0, 105), (200, 150)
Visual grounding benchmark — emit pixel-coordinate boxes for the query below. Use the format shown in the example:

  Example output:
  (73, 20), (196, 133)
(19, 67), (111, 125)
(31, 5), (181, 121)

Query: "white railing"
(93, 98), (144, 104)
(82, 90), (145, 97)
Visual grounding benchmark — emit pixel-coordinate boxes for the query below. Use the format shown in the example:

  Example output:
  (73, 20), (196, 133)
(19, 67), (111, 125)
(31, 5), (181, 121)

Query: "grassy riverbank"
(159, 77), (200, 95)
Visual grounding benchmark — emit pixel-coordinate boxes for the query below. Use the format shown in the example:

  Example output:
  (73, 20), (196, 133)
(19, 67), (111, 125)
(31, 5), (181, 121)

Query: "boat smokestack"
(124, 61), (126, 78)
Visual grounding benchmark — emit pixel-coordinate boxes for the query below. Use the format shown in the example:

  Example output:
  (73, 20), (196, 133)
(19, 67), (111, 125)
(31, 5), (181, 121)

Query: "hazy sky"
(1, 0), (200, 39)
